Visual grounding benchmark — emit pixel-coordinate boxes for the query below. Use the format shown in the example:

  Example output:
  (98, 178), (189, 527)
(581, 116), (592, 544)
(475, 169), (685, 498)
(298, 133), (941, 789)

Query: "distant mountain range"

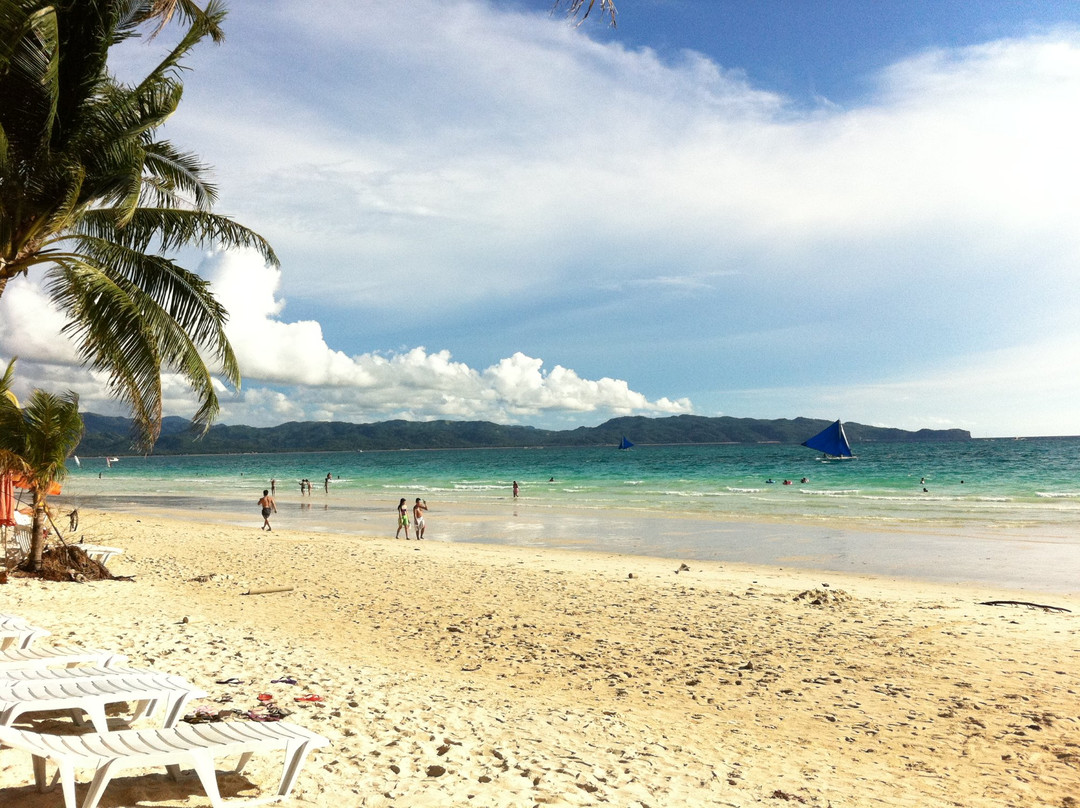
(74, 413), (972, 456)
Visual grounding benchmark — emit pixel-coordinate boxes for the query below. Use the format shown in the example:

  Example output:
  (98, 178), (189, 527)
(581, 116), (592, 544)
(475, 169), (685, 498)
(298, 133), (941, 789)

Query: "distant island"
(75, 413), (972, 456)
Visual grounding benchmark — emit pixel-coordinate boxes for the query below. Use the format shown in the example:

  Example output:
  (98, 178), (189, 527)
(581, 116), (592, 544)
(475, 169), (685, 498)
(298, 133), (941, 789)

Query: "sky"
(3, 0), (1080, 438)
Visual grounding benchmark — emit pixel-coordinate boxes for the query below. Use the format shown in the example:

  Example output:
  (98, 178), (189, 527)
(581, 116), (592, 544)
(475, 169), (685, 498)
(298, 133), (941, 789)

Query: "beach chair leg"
(80, 703), (111, 733)
(31, 754), (62, 790)
(160, 693), (195, 728)
(277, 739), (314, 798)
(31, 753), (48, 790)
(56, 761), (78, 808)
(236, 750), (254, 772)
(81, 759), (120, 808)
(189, 752), (226, 808)
(166, 762), (182, 781)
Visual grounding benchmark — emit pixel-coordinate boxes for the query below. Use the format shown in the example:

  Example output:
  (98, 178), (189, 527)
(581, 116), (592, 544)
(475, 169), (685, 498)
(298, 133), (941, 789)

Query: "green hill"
(76, 413), (971, 456)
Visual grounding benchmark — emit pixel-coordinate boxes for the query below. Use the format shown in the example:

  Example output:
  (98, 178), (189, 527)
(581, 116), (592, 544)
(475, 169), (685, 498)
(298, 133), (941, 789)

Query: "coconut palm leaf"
(0, 1), (277, 449)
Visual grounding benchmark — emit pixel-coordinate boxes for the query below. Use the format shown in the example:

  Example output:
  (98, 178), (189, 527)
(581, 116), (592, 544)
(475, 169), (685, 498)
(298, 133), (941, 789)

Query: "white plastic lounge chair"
(0, 646), (126, 672)
(7, 528), (122, 566)
(76, 544), (123, 564)
(0, 616), (50, 651)
(0, 670), (207, 732)
(0, 720), (330, 808)
(0, 664), (155, 685)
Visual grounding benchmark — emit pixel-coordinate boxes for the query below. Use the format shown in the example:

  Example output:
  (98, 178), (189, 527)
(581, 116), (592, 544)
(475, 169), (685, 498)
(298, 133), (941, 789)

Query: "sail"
(619, 436), (634, 450)
(802, 420), (854, 458)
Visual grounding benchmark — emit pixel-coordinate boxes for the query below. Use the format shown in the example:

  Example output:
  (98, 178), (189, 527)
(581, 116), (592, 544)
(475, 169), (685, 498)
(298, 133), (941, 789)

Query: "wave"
(1036, 491), (1080, 499)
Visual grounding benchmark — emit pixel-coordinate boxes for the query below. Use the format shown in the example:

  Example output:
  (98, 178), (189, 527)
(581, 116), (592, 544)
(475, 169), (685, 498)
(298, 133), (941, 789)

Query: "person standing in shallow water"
(258, 489), (277, 531)
(512, 481), (519, 498)
(395, 497), (411, 539)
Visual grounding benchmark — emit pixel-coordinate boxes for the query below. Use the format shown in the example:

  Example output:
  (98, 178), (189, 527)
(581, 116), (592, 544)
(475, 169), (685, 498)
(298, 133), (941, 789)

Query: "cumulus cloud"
(199, 249), (691, 425)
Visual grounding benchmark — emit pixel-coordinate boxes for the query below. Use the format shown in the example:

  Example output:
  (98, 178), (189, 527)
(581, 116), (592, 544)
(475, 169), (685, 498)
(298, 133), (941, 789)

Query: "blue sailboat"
(802, 420), (855, 459)
(618, 436), (634, 450)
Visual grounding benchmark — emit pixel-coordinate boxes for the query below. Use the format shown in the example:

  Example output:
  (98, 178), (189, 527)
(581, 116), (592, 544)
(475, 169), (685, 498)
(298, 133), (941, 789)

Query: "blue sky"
(3, 0), (1080, 437)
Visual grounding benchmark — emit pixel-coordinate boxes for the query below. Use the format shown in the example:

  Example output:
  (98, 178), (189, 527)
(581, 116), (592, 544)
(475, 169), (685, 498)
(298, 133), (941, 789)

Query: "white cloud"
(197, 249), (691, 425)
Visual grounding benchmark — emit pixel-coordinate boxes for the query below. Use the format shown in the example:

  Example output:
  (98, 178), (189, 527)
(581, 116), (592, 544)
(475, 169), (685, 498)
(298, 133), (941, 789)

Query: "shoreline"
(2, 509), (1078, 806)
(55, 493), (1080, 596)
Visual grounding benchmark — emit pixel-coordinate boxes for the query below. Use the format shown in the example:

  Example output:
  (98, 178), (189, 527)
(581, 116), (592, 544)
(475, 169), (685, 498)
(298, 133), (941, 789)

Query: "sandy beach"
(2, 509), (1079, 807)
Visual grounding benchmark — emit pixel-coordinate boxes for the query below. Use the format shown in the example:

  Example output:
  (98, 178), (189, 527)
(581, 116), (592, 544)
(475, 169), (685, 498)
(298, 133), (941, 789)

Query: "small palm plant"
(0, 359), (84, 571)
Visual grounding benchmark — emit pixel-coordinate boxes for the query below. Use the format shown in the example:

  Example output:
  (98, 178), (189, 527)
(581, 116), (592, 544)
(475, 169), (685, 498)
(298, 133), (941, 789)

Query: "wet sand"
(2, 509), (1079, 806)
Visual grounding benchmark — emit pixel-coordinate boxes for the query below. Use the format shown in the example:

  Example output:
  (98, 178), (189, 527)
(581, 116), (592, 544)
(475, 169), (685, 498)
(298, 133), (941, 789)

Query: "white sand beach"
(2, 509), (1079, 807)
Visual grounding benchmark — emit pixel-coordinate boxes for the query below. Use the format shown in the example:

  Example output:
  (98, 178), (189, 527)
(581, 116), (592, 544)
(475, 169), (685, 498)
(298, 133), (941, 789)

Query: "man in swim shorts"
(413, 498), (428, 539)
(258, 489), (277, 531)
(396, 497), (411, 539)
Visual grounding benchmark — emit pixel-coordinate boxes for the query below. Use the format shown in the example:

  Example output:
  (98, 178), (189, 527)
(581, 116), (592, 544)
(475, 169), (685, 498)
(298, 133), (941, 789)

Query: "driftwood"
(979, 600), (1071, 613)
(242, 586), (294, 596)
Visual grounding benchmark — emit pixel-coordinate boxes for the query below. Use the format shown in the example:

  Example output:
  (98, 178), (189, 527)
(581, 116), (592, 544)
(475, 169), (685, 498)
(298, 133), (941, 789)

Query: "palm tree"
(556, 0), (617, 26)
(0, 359), (83, 571)
(0, 1), (277, 451)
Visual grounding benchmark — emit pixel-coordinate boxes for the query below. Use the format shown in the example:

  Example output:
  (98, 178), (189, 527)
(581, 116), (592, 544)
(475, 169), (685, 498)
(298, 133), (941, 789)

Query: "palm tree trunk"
(30, 492), (46, 572)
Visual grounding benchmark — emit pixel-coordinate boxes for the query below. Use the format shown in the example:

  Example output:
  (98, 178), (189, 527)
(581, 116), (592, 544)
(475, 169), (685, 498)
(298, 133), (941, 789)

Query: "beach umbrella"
(10, 474), (61, 496)
(0, 474), (14, 527)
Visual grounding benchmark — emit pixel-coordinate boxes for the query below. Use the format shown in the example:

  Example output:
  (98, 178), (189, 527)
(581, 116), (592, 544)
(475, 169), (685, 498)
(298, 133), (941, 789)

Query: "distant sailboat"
(802, 420), (855, 459)
(618, 436), (634, 450)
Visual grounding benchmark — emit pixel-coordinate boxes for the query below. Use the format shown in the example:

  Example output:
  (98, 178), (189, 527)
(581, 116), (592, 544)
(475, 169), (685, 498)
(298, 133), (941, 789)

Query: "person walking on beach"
(259, 489), (277, 531)
(324, 473), (332, 494)
(396, 497), (411, 539)
(413, 498), (428, 539)
(270, 478), (276, 496)
(513, 480), (519, 498)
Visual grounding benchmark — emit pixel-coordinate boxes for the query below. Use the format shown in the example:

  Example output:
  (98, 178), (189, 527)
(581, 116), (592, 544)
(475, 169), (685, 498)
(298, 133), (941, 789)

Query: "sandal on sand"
(183, 707), (222, 724)
(215, 677), (244, 685)
(247, 709), (283, 722)
(271, 676), (298, 685)
(257, 693), (274, 702)
(294, 694), (323, 703)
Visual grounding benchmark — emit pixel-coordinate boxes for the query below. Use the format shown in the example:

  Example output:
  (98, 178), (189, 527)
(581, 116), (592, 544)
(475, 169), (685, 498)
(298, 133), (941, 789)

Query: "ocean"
(57, 438), (1080, 593)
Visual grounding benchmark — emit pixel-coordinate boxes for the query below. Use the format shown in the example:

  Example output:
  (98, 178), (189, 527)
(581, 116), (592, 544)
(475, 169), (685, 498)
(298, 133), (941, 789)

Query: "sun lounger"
(0, 670), (207, 732)
(73, 544), (123, 565)
(0, 720), (330, 808)
(0, 646), (126, 672)
(0, 664), (156, 685)
(0, 615), (50, 651)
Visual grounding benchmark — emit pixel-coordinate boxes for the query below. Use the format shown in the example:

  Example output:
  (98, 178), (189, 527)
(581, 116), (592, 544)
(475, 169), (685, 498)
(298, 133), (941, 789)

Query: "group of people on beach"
(259, 475), (528, 535)
(396, 497), (428, 540)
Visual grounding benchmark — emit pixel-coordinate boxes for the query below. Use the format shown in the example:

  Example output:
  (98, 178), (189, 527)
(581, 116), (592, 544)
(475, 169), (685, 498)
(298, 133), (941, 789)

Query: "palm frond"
(142, 139), (218, 208)
(45, 257), (164, 447)
(134, 0), (226, 94)
(76, 206), (279, 267)
(21, 388), (83, 482)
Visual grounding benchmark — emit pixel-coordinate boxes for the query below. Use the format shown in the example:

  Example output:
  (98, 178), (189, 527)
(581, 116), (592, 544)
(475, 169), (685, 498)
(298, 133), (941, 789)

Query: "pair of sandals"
(248, 703), (292, 722)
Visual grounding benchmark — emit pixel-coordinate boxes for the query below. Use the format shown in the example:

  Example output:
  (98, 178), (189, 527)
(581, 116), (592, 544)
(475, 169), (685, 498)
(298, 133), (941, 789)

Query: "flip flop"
(257, 693), (274, 702)
(293, 694), (323, 703)
(271, 676), (298, 685)
(215, 677), (244, 685)
(247, 710), (283, 722)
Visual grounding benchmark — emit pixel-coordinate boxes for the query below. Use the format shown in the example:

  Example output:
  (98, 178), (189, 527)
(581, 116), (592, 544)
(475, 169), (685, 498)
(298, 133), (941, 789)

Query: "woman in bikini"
(395, 497), (410, 539)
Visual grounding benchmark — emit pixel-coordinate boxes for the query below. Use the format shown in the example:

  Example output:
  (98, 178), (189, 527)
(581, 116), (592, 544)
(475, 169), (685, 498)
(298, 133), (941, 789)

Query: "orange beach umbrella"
(0, 473), (14, 527)
(9, 473), (61, 496)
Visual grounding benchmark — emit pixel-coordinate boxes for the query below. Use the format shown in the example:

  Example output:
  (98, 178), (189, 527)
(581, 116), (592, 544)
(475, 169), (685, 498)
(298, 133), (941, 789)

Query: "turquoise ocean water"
(57, 439), (1080, 593)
